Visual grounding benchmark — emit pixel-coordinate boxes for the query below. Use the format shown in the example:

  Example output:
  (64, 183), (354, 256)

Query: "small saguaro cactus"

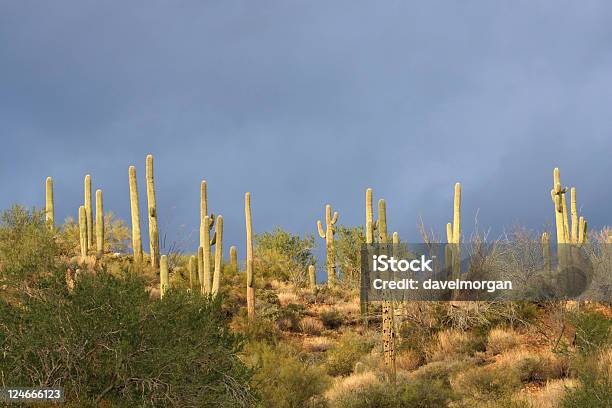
(95, 189), (104, 258)
(542, 232), (551, 271)
(128, 166), (143, 266)
(317, 204), (339, 287)
(189, 255), (197, 290)
(212, 215), (223, 297)
(570, 187), (578, 244)
(365, 188), (378, 244)
(578, 217), (587, 244)
(84, 175), (93, 251)
(308, 265), (316, 289)
(452, 182), (461, 244)
(197, 246), (204, 290)
(445, 183), (462, 280)
(146, 154), (160, 269)
(200, 180), (216, 249)
(45, 177), (54, 229)
(160, 255), (169, 299)
(245, 192), (255, 321)
(229, 246), (238, 273)
(78, 206), (87, 260)
(551, 168), (568, 245)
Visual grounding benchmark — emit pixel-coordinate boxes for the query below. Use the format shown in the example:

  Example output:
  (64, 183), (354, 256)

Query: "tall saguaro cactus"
(200, 180), (215, 248)
(146, 154), (160, 269)
(160, 255), (169, 299)
(378, 198), (396, 383)
(84, 175), (93, 250)
(45, 177), (54, 229)
(128, 166), (143, 266)
(452, 183), (461, 244)
(308, 265), (316, 289)
(317, 204), (339, 287)
(202, 215), (213, 294)
(95, 189), (104, 258)
(365, 188), (378, 244)
(78, 206), (87, 260)
(245, 192), (255, 321)
(570, 187), (578, 244)
(189, 255), (197, 290)
(212, 215), (223, 296)
(551, 168), (568, 245)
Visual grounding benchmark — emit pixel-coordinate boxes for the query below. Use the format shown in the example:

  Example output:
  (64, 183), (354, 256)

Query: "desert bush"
(487, 327), (521, 355)
(426, 329), (486, 362)
(334, 225), (365, 287)
(569, 309), (611, 355)
(325, 371), (380, 405)
(303, 336), (335, 353)
(515, 378), (578, 408)
(0, 205), (61, 280)
(231, 311), (282, 345)
(395, 348), (422, 371)
(0, 268), (253, 407)
(325, 333), (375, 376)
(300, 316), (324, 335)
(496, 349), (566, 383)
(248, 343), (330, 408)
(561, 348), (612, 407)
(452, 363), (523, 401)
(329, 377), (453, 408)
(254, 228), (315, 286)
(320, 308), (343, 329)
(60, 211), (130, 255)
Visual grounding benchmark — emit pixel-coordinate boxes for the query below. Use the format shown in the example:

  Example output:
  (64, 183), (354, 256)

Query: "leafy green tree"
(254, 228), (315, 286)
(334, 225), (365, 287)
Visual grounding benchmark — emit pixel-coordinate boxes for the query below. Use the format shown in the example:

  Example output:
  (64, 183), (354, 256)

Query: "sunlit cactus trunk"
(84, 174), (93, 251)
(160, 255), (169, 299)
(308, 265), (316, 289)
(189, 255), (197, 291)
(95, 189), (104, 258)
(378, 198), (396, 383)
(45, 177), (54, 229)
(146, 154), (160, 269)
(229, 246), (238, 273)
(317, 204), (339, 287)
(202, 215), (213, 294)
(245, 192), (255, 321)
(78, 206), (87, 261)
(128, 166), (143, 267)
(212, 215), (223, 297)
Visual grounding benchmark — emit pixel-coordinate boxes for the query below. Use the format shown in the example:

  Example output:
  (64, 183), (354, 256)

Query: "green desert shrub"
(569, 309), (611, 355)
(333, 225), (365, 287)
(0, 205), (61, 280)
(331, 377), (453, 408)
(562, 348), (612, 407)
(0, 268), (253, 407)
(320, 308), (343, 330)
(325, 333), (375, 377)
(248, 343), (330, 408)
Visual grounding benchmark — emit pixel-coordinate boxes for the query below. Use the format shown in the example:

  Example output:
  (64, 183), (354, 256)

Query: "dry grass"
(277, 291), (300, 306)
(426, 329), (482, 362)
(324, 371), (380, 404)
(299, 316), (324, 335)
(495, 348), (567, 382)
(487, 327), (521, 355)
(515, 378), (579, 408)
(395, 348), (422, 372)
(303, 336), (335, 352)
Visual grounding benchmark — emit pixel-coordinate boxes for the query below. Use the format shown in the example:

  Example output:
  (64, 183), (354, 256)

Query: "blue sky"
(1, 1), (611, 260)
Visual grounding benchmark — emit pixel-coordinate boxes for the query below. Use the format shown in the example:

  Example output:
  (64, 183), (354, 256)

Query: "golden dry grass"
(487, 327), (521, 355)
(324, 371), (380, 404)
(515, 378), (579, 408)
(426, 329), (479, 362)
(299, 316), (324, 335)
(303, 336), (335, 352)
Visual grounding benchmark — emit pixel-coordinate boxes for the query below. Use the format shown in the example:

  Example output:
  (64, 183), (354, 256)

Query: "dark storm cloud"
(1, 1), (611, 259)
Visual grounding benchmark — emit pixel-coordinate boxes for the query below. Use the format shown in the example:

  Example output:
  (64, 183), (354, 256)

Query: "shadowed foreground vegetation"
(1, 206), (611, 407)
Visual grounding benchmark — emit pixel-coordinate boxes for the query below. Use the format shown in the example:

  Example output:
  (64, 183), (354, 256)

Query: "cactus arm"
(317, 220), (326, 238)
(446, 222), (453, 243)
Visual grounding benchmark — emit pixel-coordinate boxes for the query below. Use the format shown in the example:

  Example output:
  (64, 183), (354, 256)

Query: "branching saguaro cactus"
(189, 255), (197, 290)
(551, 169), (588, 250)
(245, 192), (255, 321)
(78, 206), (87, 260)
(84, 175), (93, 251)
(317, 204), (339, 287)
(146, 154), (160, 269)
(128, 166), (143, 266)
(200, 180), (216, 248)
(308, 265), (316, 289)
(378, 198), (396, 383)
(95, 189), (104, 258)
(212, 215), (223, 297)
(445, 183), (462, 282)
(45, 177), (54, 229)
(160, 255), (169, 299)
(551, 168), (568, 245)
(229, 246), (238, 273)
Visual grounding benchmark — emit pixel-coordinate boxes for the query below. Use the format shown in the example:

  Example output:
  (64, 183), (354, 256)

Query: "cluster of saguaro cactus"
(317, 204), (339, 287)
(146, 155), (160, 269)
(551, 168), (587, 246)
(245, 192), (255, 320)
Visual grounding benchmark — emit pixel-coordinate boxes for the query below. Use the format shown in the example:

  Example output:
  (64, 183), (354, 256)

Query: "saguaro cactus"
(212, 215), (223, 296)
(128, 166), (143, 266)
(230, 246), (238, 273)
(45, 177), (54, 229)
(308, 265), (316, 289)
(146, 154), (160, 269)
(317, 204), (339, 287)
(378, 198), (396, 382)
(365, 188), (378, 244)
(189, 255), (197, 290)
(542, 232), (551, 271)
(452, 182), (461, 244)
(570, 187), (578, 244)
(160, 255), (169, 299)
(551, 168), (568, 245)
(202, 215), (213, 294)
(78, 206), (87, 260)
(84, 175), (93, 250)
(245, 192), (255, 321)
(95, 189), (104, 258)
(197, 246), (204, 290)
(200, 180), (216, 248)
